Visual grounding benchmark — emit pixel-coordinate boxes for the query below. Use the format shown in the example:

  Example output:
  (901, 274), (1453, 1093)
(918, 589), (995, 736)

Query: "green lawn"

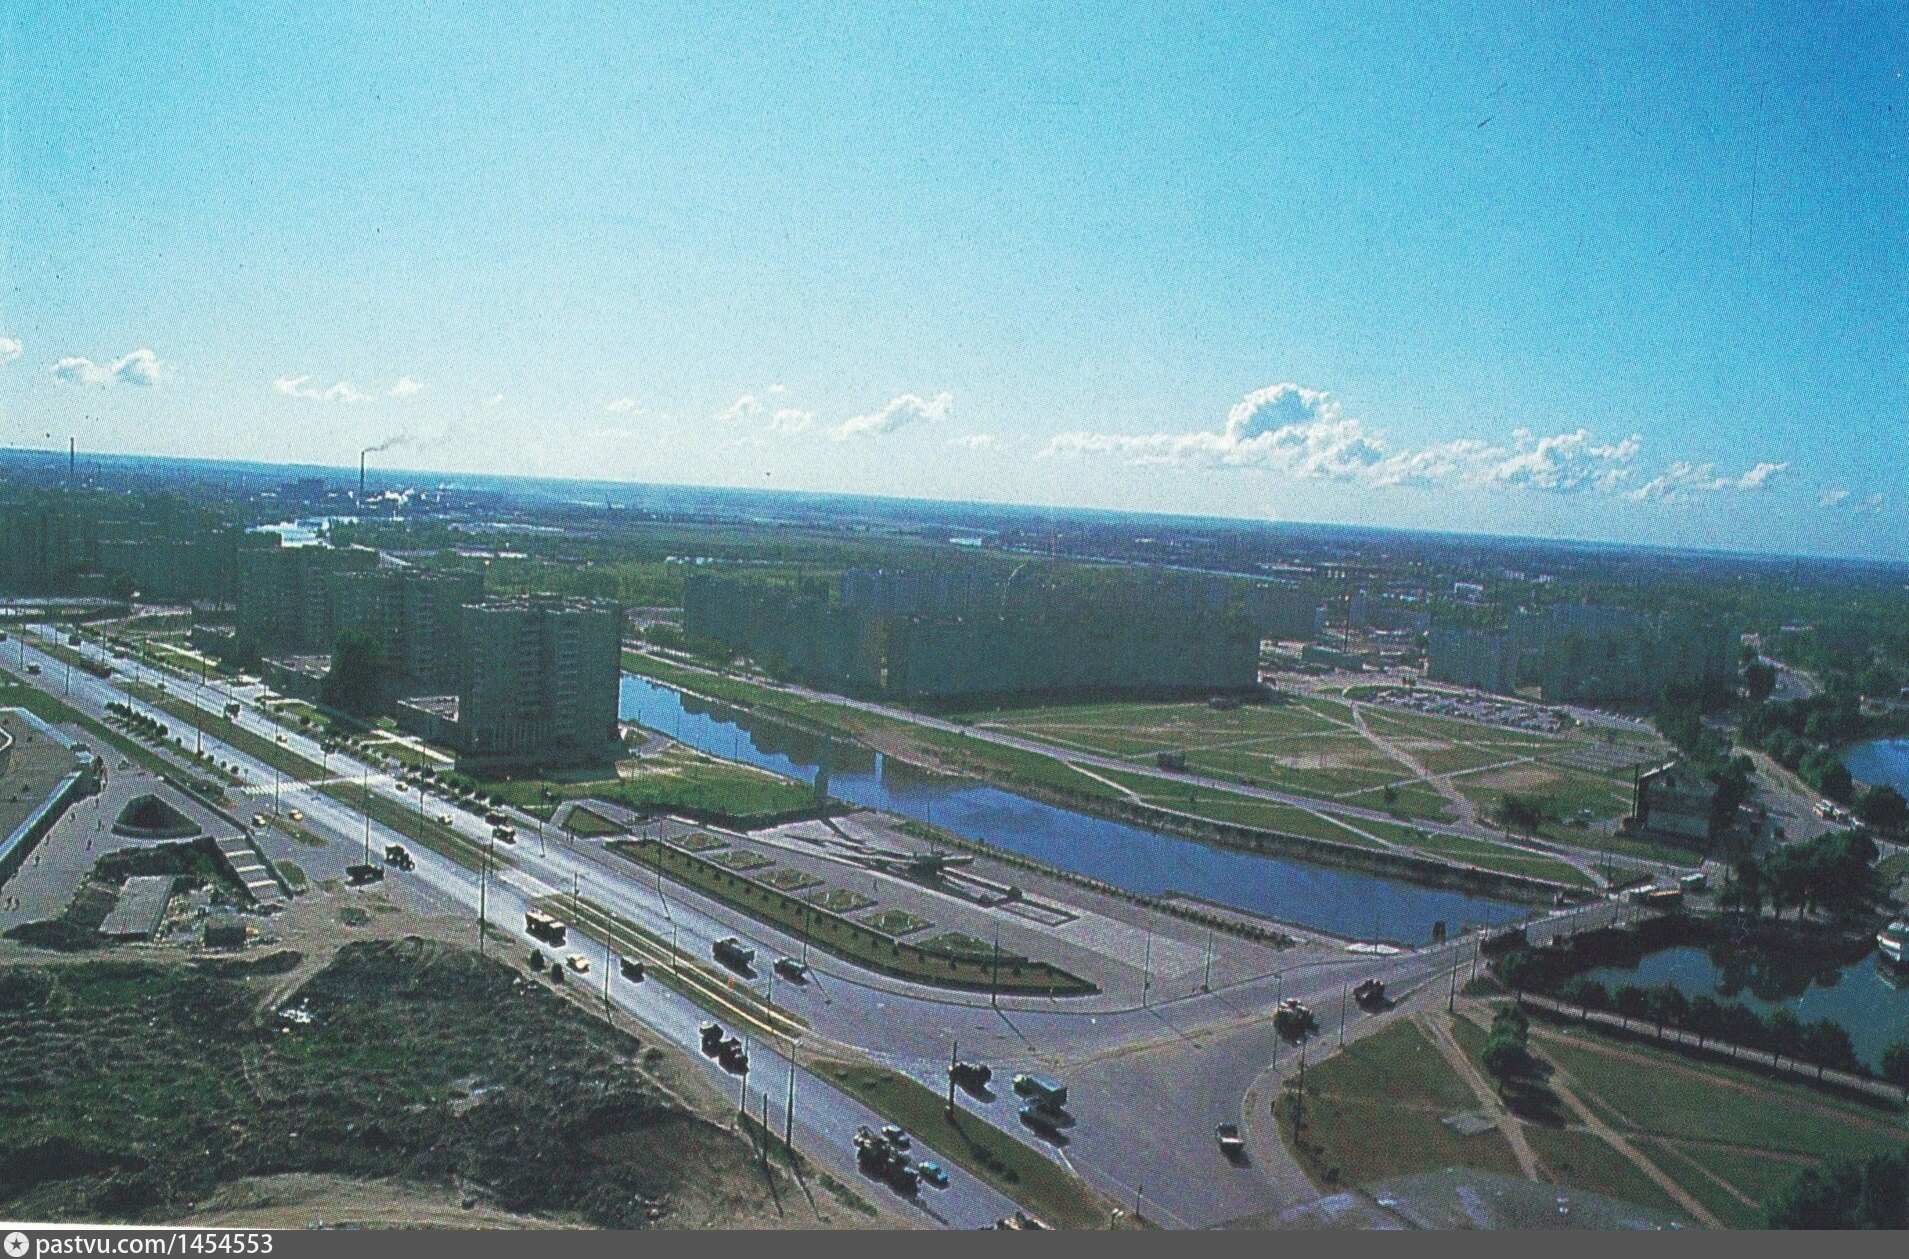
(560, 806), (626, 837)
(482, 745), (817, 824)
(1278, 1018), (1525, 1191)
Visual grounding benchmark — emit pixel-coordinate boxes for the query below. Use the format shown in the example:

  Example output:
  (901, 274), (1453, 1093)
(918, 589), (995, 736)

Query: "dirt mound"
(0, 938), (805, 1228)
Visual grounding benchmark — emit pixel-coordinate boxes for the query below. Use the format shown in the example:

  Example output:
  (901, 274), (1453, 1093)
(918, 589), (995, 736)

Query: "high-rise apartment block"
(432, 596), (624, 770)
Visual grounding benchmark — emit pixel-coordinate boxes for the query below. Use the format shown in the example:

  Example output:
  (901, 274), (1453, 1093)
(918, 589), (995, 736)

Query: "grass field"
(1282, 1006), (1909, 1228)
(621, 652), (1616, 884)
(812, 1058), (1112, 1229)
(1277, 1018), (1524, 1191)
(560, 806), (625, 837)
(1473, 1007), (1909, 1228)
(481, 745), (817, 823)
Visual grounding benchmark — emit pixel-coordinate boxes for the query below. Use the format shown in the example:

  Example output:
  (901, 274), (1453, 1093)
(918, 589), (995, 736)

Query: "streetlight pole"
(478, 833), (492, 955)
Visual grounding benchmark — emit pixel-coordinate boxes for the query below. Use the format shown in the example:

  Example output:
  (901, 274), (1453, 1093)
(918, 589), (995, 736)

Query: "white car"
(565, 954), (591, 974)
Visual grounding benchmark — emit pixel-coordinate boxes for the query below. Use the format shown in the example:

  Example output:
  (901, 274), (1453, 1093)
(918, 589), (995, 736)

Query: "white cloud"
(53, 357), (109, 386)
(1624, 459), (1788, 502)
(484, 392), (505, 407)
(388, 376), (426, 398)
(767, 383), (787, 395)
(946, 433), (994, 449)
(604, 397), (640, 414)
(1817, 486), (1883, 513)
(770, 408), (815, 434)
(832, 391), (954, 440)
(0, 336), (21, 362)
(52, 348), (165, 387)
(716, 393), (764, 423)
(111, 349), (164, 386)
(1043, 381), (1787, 503)
(275, 375), (371, 402)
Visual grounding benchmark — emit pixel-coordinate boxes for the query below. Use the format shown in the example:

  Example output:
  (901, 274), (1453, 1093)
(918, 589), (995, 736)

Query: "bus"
(524, 909), (567, 945)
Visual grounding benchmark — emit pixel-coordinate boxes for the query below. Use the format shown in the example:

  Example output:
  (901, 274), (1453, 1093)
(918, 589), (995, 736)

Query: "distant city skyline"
(3, 2), (1904, 559)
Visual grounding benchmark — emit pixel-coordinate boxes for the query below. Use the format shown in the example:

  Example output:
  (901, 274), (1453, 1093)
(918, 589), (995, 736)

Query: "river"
(620, 674), (1529, 944)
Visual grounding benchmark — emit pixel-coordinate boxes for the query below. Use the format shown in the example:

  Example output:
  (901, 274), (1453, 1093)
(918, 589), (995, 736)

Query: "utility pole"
(1201, 926), (1214, 993)
(784, 1051), (797, 1153)
(1449, 945), (1461, 1012)
(990, 921), (1002, 1010)
(1340, 979), (1349, 1048)
(946, 1039), (958, 1118)
(361, 768), (372, 865)
(478, 833), (491, 955)
(1141, 909), (1154, 1008)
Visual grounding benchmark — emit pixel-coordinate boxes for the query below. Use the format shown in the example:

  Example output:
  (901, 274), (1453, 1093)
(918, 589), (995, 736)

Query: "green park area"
(606, 837), (1093, 996)
(626, 651), (1597, 888)
(476, 744), (817, 826)
(1284, 1004), (1909, 1229)
(1278, 1018), (1526, 1192)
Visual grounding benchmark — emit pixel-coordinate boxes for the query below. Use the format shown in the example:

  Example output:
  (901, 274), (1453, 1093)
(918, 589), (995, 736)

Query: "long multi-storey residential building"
(1427, 603), (1735, 704)
(329, 561), (484, 699)
(232, 536), (379, 656)
(0, 490), (241, 603)
(686, 569), (1258, 701)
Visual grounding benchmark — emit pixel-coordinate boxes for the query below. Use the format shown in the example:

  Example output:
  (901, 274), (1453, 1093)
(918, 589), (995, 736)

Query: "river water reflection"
(620, 675), (1528, 944)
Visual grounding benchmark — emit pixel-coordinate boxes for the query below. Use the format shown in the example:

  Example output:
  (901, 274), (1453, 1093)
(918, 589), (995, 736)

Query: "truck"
(492, 824), (517, 845)
(773, 956), (809, 982)
(484, 808), (507, 826)
(383, 844), (415, 871)
(717, 1036), (749, 1074)
(344, 863), (384, 886)
(712, 936), (756, 970)
(950, 1060), (992, 1091)
(619, 955), (646, 982)
(524, 909), (567, 946)
(853, 1127), (919, 1194)
(1011, 1073), (1067, 1109)
(1215, 1123), (1246, 1158)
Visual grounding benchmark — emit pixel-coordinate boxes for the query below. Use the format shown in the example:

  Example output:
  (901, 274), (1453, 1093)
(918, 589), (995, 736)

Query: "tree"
(1642, 983), (1689, 1039)
(1494, 950), (1546, 994)
(1798, 1019), (1860, 1078)
(1859, 785), (1909, 835)
(1556, 975), (1608, 1016)
(1685, 995), (1724, 1048)
(1744, 660), (1777, 703)
(1767, 1008), (1805, 1065)
(1882, 1040), (1909, 1102)
(322, 629), (386, 716)
(1481, 1034), (1529, 1092)
(1725, 858), (1765, 919)
(1497, 793), (1545, 835)
(1612, 983), (1649, 1028)
(1767, 1147), (1909, 1229)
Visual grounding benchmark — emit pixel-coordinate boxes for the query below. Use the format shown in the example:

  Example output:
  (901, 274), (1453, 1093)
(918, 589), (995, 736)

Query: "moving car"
(916, 1160), (948, 1188)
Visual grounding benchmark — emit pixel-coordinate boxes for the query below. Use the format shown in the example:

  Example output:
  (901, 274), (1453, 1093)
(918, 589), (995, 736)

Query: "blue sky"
(3, 2), (1905, 557)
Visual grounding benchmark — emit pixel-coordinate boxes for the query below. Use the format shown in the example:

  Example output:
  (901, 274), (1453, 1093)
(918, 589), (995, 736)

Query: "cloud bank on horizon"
(1044, 382), (1788, 505)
